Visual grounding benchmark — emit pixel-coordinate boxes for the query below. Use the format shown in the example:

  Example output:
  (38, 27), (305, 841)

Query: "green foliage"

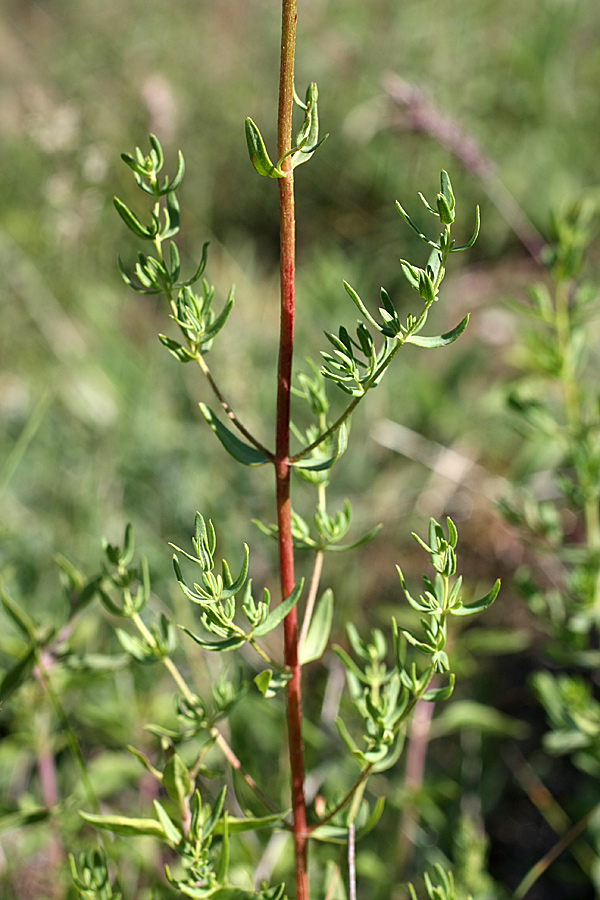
(8, 1), (600, 898)
(53, 96), (495, 895)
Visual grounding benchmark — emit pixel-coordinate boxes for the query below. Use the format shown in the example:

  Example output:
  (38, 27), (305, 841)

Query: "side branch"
(196, 354), (274, 458)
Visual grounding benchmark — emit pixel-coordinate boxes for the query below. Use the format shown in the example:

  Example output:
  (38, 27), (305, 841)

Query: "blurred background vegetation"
(1, 0), (600, 898)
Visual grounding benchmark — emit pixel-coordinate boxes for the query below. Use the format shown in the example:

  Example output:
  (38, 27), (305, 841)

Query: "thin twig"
(196, 354), (273, 458)
(298, 550), (324, 653)
(308, 765), (373, 833)
(210, 728), (281, 817)
(348, 823), (357, 900)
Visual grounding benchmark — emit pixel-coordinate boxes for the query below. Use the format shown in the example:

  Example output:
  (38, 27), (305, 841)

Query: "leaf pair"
(246, 82), (327, 178)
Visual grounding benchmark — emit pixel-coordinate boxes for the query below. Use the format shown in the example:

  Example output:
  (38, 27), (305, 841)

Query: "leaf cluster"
(334, 519), (499, 770)
(320, 172), (476, 398)
(173, 513), (303, 663)
(115, 135), (234, 363)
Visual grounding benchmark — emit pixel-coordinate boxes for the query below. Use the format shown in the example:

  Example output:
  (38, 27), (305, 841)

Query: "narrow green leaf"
(163, 753), (192, 806)
(0, 807), (50, 833)
(452, 205), (481, 251)
(202, 785), (227, 840)
(212, 812), (284, 834)
(153, 800), (183, 845)
(117, 256), (159, 294)
(356, 796), (385, 839)
(335, 715), (359, 755)
(202, 285), (235, 343)
(179, 627), (246, 652)
(199, 404), (271, 466)
(402, 629), (434, 654)
(422, 673), (455, 702)
(326, 523), (382, 553)
(211, 889), (284, 900)
(254, 669), (273, 696)
(167, 150), (186, 193)
(0, 585), (37, 641)
(299, 589), (333, 664)
(80, 810), (166, 839)
(253, 578), (304, 636)
(113, 197), (153, 239)
(148, 134), (164, 171)
(451, 579), (501, 616)
(332, 645), (369, 683)
(220, 543), (249, 600)
(0, 646), (36, 702)
(254, 668), (291, 698)
(217, 811), (230, 884)
(158, 334), (197, 362)
(179, 241), (210, 288)
(308, 824), (350, 844)
(431, 700), (528, 739)
(407, 314), (470, 348)
(343, 281), (380, 330)
(245, 118), (284, 178)
(395, 201), (438, 247)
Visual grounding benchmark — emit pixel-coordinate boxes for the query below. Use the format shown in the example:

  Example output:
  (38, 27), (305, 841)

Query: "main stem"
(275, 3), (308, 900)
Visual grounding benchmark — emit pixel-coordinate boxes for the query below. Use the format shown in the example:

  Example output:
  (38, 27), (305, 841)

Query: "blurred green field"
(1, 1), (600, 898)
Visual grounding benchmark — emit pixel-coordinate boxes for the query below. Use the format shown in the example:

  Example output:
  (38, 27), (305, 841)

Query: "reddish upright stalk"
(275, 2), (309, 899)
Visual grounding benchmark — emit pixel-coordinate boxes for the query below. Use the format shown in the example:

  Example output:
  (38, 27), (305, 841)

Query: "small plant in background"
(0, 3), (502, 899)
(500, 197), (600, 896)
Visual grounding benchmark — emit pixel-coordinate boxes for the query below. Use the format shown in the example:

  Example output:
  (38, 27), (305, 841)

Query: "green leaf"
(116, 628), (157, 663)
(292, 423), (348, 472)
(202, 285), (235, 344)
(0, 585), (38, 641)
(202, 785), (227, 840)
(422, 673), (455, 702)
(0, 646), (36, 702)
(245, 118), (284, 178)
(288, 82), (328, 169)
(308, 824), (350, 844)
(158, 334), (197, 362)
(326, 523), (382, 553)
(113, 197), (153, 239)
(254, 669), (273, 696)
(356, 796), (385, 839)
(407, 314), (469, 348)
(163, 753), (192, 806)
(210, 888), (285, 900)
(149, 133), (164, 171)
(431, 700), (529, 739)
(199, 404), (271, 466)
(451, 579), (500, 616)
(211, 812), (284, 834)
(299, 589), (333, 664)
(335, 716), (360, 755)
(253, 579), (304, 637)
(167, 149), (186, 193)
(179, 627), (246, 653)
(0, 807), (50, 833)
(80, 810), (167, 839)
(153, 799), (183, 845)
(395, 201), (438, 248)
(452, 205), (481, 252)
(254, 668), (292, 698)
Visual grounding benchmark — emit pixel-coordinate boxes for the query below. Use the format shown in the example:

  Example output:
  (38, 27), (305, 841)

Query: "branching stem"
(196, 354), (273, 459)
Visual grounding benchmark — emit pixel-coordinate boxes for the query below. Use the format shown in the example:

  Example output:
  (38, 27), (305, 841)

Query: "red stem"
(275, 2), (308, 899)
